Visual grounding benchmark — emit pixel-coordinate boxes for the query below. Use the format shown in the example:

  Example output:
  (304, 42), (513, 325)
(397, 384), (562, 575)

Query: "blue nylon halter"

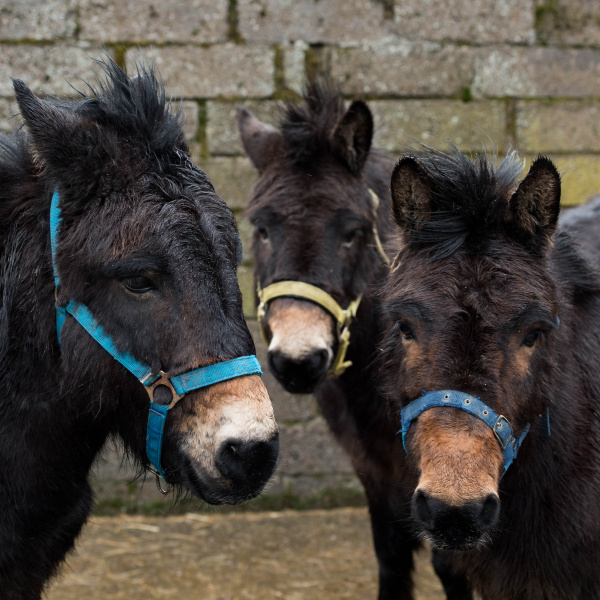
(50, 191), (262, 484)
(400, 390), (531, 475)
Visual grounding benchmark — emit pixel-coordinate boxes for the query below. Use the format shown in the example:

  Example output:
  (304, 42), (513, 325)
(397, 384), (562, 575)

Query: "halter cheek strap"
(400, 390), (531, 475)
(367, 189), (391, 267)
(256, 189), (389, 378)
(50, 191), (262, 490)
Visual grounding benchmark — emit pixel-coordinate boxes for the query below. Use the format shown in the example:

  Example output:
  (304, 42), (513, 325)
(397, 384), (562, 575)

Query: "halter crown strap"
(400, 390), (530, 475)
(368, 189), (390, 266)
(50, 191), (62, 288)
(49, 190), (263, 485)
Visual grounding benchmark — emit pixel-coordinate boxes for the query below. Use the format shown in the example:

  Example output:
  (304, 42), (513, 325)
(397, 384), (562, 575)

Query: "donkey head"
(381, 149), (561, 549)
(239, 81), (386, 393)
(14, 61), (278, 504)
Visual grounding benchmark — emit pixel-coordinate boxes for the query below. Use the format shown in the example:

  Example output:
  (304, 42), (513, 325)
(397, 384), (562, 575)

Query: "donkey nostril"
(268, 351), (287, 378)
(412, 490), (435, 530)
(267, 349), (330, 393)
(269, 349), (329, 377)
(306, 349), (329, 373)
(216, 436), (279, 492)
(476, 494), (500, 530)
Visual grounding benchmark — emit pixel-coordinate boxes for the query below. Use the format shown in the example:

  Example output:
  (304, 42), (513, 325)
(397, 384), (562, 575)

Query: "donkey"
(380, 147), (600, 599)
(0, 60), (278, 599)
(238, 81), (470, 599)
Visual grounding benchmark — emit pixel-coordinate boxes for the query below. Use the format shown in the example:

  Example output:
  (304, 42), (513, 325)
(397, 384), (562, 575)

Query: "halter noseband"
(257, 280), (362, 377)
(400, 390), (531, 475)
(50, 191), (262, 492)
(256, 189), (389, 378)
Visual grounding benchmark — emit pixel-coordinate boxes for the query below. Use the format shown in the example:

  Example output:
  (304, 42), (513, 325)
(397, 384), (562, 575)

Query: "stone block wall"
(2, 0), (600, 504)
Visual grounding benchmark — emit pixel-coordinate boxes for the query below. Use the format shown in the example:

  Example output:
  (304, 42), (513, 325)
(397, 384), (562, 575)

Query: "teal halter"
(50, 191), (262, 490)
(400, 390), (531, 475)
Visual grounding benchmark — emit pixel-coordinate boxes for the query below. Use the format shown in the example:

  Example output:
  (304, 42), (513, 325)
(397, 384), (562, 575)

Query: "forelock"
(73, 58), (188, 173)
(279, 78), (346, 167)
(409, 146), (524, 260)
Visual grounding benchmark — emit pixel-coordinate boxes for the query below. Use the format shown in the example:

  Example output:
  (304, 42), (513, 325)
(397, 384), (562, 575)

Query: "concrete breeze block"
(473, 47), (600, 98)
(392, 0), (535, 44)
(330, 43), (474, 97)
(0, 45), (114, 98)
(125, 45), (275, 99)
(280, 417), (354, 476)
(537, 0), (600, 47)
(517, 100), (600, 153)
(547, 155), (600, 207)
(79, 0), (228, 44)
(195, 156), (258, 212)
(370, 99), (508, 153)
(238, 0), (387, 45)
(0, 0), (77, 41)
(0, 98), (20, 133)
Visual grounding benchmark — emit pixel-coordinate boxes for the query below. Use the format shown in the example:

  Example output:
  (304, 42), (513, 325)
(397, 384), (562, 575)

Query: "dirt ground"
(46, 508), (445, 600)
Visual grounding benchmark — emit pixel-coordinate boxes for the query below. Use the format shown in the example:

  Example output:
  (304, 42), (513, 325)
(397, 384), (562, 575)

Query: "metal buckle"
(328, 322), (352, 378)
(256, 300), (269, 345)
(493, 415), (512, 450)
(257, 300), (266, 322)
(143, 370), (185, 410)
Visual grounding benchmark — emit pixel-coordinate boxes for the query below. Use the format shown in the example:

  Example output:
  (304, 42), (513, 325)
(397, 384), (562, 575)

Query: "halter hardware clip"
(143, 370), (185, 410)
(493, 415), (512, 450)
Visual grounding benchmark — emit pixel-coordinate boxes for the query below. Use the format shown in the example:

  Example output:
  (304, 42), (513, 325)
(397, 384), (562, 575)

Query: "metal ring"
(148, 468), (173, 495)
(465, 398), (471, 404)
(154, 472), (172, 495)
(444, 394), (449, 399)
(483, 410), (489, 415)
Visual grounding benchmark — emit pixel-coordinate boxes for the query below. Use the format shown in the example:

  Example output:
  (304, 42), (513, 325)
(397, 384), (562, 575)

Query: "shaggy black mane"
(9, 57), (216, 204)
(77, 58), (188, 166)
(280, 78), (346, 165)
(409, 146), (524, 260)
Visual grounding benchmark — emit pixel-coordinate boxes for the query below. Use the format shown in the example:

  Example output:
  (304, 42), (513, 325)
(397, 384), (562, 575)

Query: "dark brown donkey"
(239, 82), (470, 600)
(380, 147), (600, 599)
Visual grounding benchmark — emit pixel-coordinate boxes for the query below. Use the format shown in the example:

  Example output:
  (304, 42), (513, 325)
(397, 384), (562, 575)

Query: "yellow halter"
(256, 189), (389, 378)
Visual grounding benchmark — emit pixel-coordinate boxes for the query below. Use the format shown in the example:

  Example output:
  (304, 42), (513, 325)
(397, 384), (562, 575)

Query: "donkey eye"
(121, 276), (154, 294)
(399, 322), (414, 341)
(522, 329), (540, 348)
(256, 226), (269, 242)
(342, 229), (364, 246)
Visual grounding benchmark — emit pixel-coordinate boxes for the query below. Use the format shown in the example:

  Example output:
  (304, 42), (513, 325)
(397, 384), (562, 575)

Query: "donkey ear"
(508, 156), (561, 250)
(237, 107), (282, 173)
(390, 157), (432, 230)
(331, 100), (373, 175)
(13, 79), (109, 185)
